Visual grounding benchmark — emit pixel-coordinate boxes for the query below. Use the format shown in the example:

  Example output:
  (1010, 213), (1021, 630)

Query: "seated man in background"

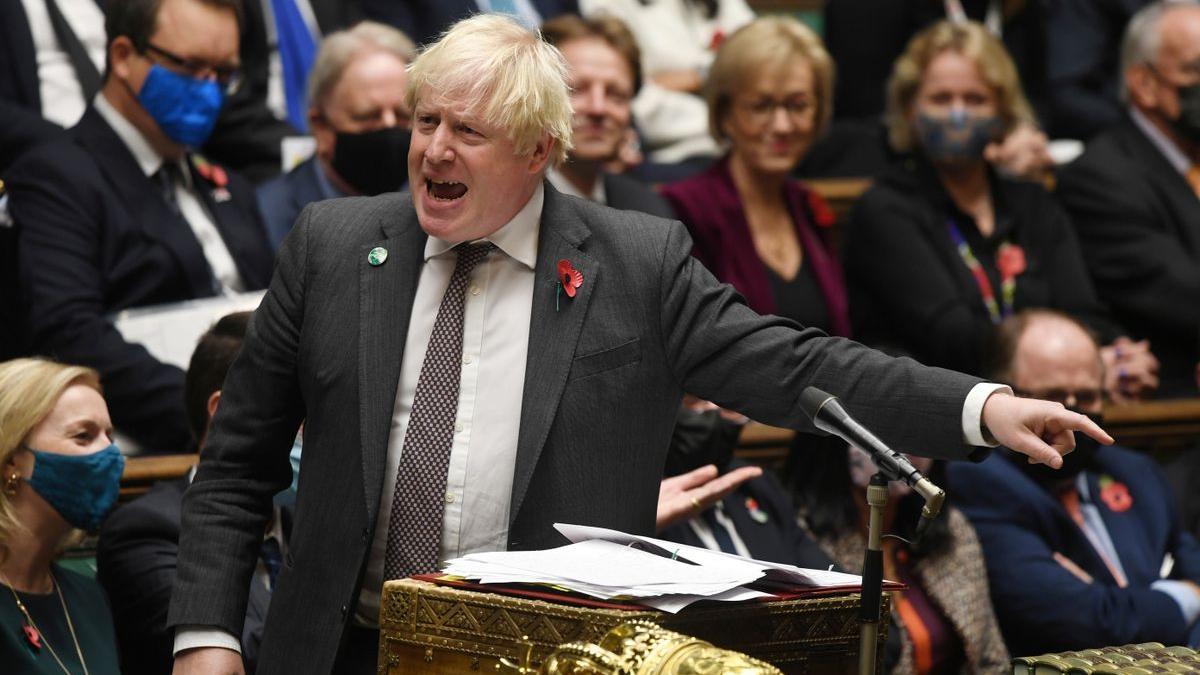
(97, 311), (291, 675)
(256, 21), (416, 249)
(5, 0), (275, 454)
(540, 13), (675, 219)
(1057, 0), (1200, 396)
(948, 309), (1200, 655)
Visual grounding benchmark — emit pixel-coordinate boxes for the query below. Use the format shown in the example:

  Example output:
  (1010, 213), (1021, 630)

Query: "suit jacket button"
(340, 605), (348, 618)
(361, 528), (369, 543)
(285, 553), (295, 568)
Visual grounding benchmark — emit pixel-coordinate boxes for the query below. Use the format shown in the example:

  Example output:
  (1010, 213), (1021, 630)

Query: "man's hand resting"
(981, 391), (1113, 468)
(173, 648), (244, 675)
(656, 464), (761, 531)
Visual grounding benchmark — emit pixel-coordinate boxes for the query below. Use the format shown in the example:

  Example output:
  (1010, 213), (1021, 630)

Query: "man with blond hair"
(170, 14), (1109, 674)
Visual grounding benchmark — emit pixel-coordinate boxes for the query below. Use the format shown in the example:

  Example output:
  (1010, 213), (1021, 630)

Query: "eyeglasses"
(734, 97), (814, 126)
(141, 42), (243, 94)
(1013, 387), (1104, 409)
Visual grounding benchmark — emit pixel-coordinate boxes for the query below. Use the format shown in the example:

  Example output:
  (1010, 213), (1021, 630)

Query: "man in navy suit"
(5, 0), (274, 453)
(256, 21), (415, 250)
(948, 309), (1200, 656)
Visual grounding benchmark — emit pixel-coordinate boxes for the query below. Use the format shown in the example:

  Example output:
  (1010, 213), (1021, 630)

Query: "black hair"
(183, 311), (251, 443)
(788, 434), (954, 561)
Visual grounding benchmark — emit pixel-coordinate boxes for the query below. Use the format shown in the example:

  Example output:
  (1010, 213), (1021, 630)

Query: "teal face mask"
(915, 108), (1003, 164)
(24, 443), (125, 532)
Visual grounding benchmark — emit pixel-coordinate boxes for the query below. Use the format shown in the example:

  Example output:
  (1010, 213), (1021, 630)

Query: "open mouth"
(426, 179), (468, 201)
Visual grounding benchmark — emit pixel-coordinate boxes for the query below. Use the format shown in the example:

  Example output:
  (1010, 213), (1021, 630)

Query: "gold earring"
(3, 473), (19, 495)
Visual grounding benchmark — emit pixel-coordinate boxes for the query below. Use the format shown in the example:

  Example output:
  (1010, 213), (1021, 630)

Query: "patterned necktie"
(1187, 165), (1200, 200)
(384, 242), (495, 581)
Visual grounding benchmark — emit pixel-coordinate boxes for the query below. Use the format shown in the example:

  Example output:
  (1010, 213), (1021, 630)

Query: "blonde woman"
(0, 358), (123, 673)
(842, 20), (1158, 402)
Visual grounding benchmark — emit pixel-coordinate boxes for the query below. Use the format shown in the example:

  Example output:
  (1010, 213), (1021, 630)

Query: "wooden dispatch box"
(378, 578), (890, 674)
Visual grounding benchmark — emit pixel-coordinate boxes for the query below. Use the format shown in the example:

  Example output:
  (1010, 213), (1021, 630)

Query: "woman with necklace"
(842, 20), (1159, 402)
(662, 16), (851, 339)
(0, 358), (123, 674)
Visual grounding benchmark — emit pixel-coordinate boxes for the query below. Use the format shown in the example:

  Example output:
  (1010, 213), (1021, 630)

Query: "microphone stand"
(859, 473), (888, 675)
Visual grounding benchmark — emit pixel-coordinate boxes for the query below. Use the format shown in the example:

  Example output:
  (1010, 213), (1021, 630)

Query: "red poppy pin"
(22, 624), (41, 651)
(709, 30), (726, 51)
(996, 243), (1027, 279)
(556, 259), (583, 311)
(193, 156), (232, 202)
(806, 190), (836, 229)
(1099, 475), (1133, 513)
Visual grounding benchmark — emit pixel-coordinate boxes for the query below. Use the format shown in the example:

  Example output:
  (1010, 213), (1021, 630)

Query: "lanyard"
(946, 220), (1016, 324)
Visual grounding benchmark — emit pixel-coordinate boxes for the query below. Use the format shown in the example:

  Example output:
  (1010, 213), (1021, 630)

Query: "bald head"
(1009, 313), (1104, 414)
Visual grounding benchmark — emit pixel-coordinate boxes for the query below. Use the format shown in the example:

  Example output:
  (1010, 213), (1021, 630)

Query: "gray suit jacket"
(169, 183), (983, 673)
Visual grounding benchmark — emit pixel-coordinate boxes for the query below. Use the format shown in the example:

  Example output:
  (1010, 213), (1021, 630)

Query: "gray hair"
(1120, 0), (1200, 102)
(307, 21), (417, 111)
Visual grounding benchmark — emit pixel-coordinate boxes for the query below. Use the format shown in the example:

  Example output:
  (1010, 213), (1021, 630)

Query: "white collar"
(95, 93), (167, 178)
(547, 166), (606, 204)
(422, 182), (543, 270)
(1129, 106), (1192, 175)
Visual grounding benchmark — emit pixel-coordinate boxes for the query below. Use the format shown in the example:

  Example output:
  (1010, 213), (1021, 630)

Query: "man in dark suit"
(541, 13), (675, 220)
(1057, 1), (1200, 396)
(98, 312), (292, 675)
(206, 0), (363, 182)
(5, 0), (275, 453)
(256, 21), (415, 249)
(948, 309), (1200, 655)
(168, 15), (1108, 675)
(362, 0), (578, 48)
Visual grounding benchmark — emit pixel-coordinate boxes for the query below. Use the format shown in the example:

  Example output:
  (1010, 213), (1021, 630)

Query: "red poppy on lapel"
(1099, 475), (1133, 513)
(193, 156), (229, 188)
(557, 259), (583, 299)
(806, 190), (836, 229)
(997, 242), (1027, 279)
(709, 30), (726, 50)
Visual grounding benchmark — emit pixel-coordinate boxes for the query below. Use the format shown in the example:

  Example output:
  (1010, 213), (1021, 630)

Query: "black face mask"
(1012, 412), (1103, 487)
(664, 408), (742, 477)
(330, 126), (411, 196)
(1171, 83), (1200, 146)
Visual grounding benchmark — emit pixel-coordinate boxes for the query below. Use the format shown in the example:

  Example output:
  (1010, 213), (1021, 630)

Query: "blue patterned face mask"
(24, 443), (125, 532)
(915, 108), (1003, 164)
(137, 64), (225, 147)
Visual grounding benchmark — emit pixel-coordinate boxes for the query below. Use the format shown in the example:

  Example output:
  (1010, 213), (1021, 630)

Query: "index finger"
(1059, 408), (1114, 445)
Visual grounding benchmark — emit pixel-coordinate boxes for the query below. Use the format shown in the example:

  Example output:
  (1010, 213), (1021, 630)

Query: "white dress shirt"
(20, 0), (106, 127)
(95, 95), (246, 294)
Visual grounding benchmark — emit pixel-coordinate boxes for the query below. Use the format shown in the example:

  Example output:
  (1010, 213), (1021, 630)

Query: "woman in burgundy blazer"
(661, 16), (850, 337)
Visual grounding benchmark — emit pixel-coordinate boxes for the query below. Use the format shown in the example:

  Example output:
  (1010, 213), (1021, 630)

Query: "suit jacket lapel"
(509, 185), (596, 524)
(1119, 119), (1200, 256)
(1087, 469), (1152, 585)
(0, 0), (40, 108)
(74, 108), (217, 297)
(358, 200), (426, 523)
(188, 159), (273, 290)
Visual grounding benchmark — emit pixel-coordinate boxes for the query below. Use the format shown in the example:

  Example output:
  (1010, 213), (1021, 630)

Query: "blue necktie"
(700, 507), (739, 554)
(489, 0), (520, 16)
(270, 0), (317, 133)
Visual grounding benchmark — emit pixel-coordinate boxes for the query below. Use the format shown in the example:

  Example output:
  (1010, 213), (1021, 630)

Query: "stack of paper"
(440, 523), (865, 613)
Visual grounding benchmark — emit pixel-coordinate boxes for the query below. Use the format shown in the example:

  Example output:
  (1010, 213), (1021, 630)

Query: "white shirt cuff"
(1153, 580), (1200, 625)
(962, 383), (1012, 447)
(173, 626), (243, 656)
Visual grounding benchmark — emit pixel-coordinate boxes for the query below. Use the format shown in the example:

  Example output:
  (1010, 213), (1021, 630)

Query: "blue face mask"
(25, 443), (125, 532)
(915, 108), (1003, 164)
(137, 64), (225, 148)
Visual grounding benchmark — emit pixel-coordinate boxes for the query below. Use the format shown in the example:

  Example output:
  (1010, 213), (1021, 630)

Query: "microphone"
(800, 387), (946, 543)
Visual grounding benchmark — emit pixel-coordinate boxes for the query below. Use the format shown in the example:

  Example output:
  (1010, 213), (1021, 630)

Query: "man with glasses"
(1058, 0), (1200, 396)
(948, 309), (1200, 654)
(5, 0), (274, 454)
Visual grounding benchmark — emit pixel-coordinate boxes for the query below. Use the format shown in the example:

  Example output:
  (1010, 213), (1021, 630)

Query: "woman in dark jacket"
(662, 16), (850, 337)
(842, 20), (1157, 399)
